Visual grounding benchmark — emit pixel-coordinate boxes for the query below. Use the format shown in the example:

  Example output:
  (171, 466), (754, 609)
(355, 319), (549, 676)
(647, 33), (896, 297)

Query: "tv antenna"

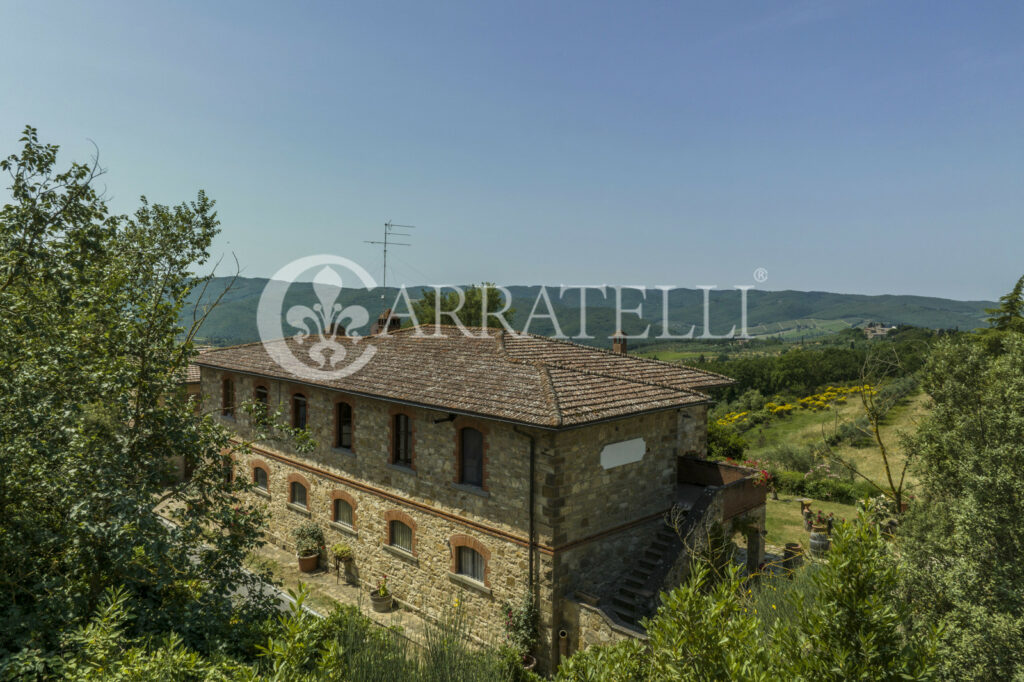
(365, 220), (415, 294)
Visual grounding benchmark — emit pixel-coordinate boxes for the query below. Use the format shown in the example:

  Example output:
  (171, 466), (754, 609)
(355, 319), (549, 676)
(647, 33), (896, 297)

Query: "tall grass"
(259, 589), (537, 681)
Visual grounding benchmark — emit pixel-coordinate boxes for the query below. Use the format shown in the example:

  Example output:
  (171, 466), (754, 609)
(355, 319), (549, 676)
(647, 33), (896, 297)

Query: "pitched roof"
(194, 328), (733, 428)
(185, 347), (214, 384)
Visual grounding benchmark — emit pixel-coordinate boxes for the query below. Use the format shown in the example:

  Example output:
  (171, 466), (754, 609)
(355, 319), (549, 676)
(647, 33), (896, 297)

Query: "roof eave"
(193, 361), (712, 431)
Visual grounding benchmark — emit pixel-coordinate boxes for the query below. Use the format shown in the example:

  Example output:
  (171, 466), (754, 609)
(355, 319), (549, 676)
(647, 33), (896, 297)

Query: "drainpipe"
(513, 426), (537, 591)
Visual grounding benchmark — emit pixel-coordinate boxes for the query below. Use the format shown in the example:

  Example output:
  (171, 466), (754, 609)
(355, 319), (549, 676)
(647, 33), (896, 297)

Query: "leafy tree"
(978, 274), (1024, 354)
(771, 510), (939, 680)
(900, 335), (1024, 680)
(556, 508), (938, 681)
(411, 283), (516, 330)
(0, 127), (276, 668)
(706, 421), (748, 461)
(818, 352), (917, 512)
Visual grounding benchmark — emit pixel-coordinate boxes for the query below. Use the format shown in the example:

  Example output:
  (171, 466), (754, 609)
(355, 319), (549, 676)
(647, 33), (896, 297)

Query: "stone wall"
(569, 600), (643, 650)
(202, 368), (539, 652)
(531, 404), (707, 668)
(546, 406), (705, 599)
(201, 367), (714, 673)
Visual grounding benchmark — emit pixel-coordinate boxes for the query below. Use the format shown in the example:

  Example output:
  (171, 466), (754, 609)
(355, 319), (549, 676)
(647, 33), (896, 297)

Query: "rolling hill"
(182, 277), (995, 347)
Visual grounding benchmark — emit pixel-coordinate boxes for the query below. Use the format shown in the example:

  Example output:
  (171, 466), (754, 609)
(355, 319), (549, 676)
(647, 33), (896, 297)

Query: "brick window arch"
(331, 489), (357, 528)
(449, 534), (491, 587)
(251, 459), (271, 491)
(453, 417), (489, 490)
(384, 509), (417, 555)
(287, 472), (311, 508)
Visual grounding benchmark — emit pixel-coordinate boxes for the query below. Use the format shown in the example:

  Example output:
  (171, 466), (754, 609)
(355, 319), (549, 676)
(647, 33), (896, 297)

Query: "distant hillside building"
(195, 324), (765, 671)
(863, 321), (896, 339)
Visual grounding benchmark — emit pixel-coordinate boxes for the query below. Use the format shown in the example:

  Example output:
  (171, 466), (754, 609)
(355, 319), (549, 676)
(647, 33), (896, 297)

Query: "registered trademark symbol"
(753, 267), (768, 283)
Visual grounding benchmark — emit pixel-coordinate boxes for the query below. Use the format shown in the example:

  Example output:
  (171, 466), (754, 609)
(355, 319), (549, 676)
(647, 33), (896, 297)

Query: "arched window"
(389, 520), (413, 553)
(456, 546), (486, 583)
(333, 498), (353, 527)
(292, 393), (307, 430)
(221, 378), (235, 417)
(392, 414), (412, 466)
(336, 402), (353, 449)
(290, 481), (307, 508)
(254, 385), (269, 418)
(253, 466), (268, 490)
(459, 427), (484, 487)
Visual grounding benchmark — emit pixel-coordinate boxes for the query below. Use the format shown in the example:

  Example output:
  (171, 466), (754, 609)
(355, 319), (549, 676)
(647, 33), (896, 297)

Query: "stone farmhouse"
(194, 322), (766, 671)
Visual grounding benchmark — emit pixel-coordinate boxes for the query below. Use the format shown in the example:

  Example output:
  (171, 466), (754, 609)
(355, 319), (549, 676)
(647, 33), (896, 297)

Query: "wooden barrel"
(783, 542), (803, 572)
(809, 530), (830, 558)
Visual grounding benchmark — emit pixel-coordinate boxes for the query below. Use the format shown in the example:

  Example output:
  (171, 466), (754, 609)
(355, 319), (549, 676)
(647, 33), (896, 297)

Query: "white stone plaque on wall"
(600, 437), (646, 469)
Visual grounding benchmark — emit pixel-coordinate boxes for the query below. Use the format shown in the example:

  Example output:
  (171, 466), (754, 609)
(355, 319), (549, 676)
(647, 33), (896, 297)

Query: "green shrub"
(707, 422), (747, 461)
(737, 388), (767, 412)
(760, 444), (814, 473)
(292, 522), (325, 557)
(772, 470), (879, 504)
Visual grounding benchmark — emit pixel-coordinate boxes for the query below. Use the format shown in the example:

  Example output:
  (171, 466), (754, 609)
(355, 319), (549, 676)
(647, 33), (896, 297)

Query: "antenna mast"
(365, 220), (414, 293)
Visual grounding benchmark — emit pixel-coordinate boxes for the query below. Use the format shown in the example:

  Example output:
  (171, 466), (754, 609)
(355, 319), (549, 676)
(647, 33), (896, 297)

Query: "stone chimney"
(612, 331), (627, 355)
(371, 308), (401, 335)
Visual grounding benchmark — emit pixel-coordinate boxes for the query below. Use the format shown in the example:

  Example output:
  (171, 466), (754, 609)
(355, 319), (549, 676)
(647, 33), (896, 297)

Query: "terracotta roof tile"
(184, 346), (214, 384)
(195, 328), (732, 428)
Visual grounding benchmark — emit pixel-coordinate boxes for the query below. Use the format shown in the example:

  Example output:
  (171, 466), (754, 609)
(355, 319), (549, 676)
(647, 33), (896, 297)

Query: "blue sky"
(2, 1), (1021, 300)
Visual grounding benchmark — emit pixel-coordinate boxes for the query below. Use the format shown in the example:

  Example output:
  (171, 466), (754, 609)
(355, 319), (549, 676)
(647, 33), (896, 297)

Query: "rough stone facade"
(202, 367), (710, 672)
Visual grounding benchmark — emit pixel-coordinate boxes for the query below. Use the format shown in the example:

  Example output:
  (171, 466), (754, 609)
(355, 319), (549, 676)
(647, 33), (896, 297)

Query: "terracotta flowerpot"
(522, 654), (537, 671)
(297, 553), (319, 573)
(370, 592), (393, 612)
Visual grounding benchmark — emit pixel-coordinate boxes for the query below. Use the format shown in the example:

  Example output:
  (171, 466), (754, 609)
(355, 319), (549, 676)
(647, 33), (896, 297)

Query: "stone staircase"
(605, 522), (683, 627)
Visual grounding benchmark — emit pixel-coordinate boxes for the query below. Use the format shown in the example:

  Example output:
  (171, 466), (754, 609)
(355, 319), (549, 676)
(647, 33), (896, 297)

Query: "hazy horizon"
(3, 1), (1022, 300)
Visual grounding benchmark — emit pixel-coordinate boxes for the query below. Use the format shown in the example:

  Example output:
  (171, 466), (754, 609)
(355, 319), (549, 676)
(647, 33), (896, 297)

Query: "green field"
(746, 317), (855, 341)
(749, 390), (927, 550)
(743, 391), (927, 487)
(764, 496), (858, 550)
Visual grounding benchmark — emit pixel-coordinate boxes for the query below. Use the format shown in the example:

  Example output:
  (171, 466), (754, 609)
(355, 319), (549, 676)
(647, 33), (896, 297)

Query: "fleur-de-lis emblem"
(285, 267), (369, 368)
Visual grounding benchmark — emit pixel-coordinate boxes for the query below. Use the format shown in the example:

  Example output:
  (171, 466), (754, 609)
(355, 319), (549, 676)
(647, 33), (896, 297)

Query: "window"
(456, 546), (485, 583)
(336, 402), (353, 449)
(253, 466), (268, 491)
(254, 385), (269, 419)
(292, 393), (307, 430)
(389, 520), (413, 552)
(392, 414), (412, 466)
(290, 481), (307, 508)
(221, 378), (234, 417)
(459, 427), (484, 487)
(333, 498), (353, 527)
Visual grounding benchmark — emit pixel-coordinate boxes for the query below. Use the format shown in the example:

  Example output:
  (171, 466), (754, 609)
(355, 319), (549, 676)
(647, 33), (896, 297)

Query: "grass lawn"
(763, 496), (858, 550)
(744, 391), (928, 489)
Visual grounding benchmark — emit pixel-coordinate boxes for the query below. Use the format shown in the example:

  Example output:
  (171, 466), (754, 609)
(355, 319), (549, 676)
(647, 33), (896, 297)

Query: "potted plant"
(332, 542), (355, 584)
(293, 521), (325, 573)
(370, 575), (393, 612)
(501, 594), (539, 670)
(332, 542), (353, 564)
